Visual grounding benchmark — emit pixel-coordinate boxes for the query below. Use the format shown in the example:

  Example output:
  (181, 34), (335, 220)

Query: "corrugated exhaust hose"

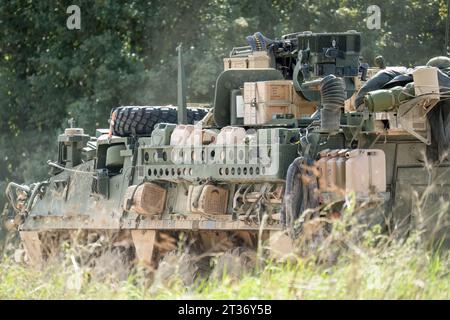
(320, 75), (346, 131)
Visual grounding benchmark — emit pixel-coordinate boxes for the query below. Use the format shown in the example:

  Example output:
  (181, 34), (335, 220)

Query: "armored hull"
(4, 31), (449, 279)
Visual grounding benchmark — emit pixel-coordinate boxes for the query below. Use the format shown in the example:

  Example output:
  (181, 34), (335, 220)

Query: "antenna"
(176, 43), (187, 124)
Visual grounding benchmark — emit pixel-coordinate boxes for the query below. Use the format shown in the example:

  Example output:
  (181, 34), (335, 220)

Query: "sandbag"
(427, 56), (450, 70)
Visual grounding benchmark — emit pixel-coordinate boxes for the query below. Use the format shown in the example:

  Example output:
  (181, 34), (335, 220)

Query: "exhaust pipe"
(320, 75), (346, 132)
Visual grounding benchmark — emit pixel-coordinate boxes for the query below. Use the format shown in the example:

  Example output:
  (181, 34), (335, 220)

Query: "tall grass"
(0, 223), (448, 299)
(0, 188), (449, 300)
(0, 237), (448, 299)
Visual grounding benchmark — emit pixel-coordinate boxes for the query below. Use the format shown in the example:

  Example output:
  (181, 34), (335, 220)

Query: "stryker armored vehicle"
(3, 31), (450, 279)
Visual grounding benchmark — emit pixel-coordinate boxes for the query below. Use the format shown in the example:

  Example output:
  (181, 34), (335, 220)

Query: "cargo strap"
(250, 82), (261, 123)
(250, 82), (260, 108)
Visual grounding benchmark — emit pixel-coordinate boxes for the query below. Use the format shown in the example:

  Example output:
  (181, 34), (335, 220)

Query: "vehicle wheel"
(111, 106), (208, 137)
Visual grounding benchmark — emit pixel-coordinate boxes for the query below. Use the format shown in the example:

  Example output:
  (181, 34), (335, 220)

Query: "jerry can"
(326, 150), (340, 190)
(215, 126), (246, 145)
(317, 149), (330, 191)
(345, 149), (386, 196)
(335, 149), (348, 189)
(170, 124), (195, 146)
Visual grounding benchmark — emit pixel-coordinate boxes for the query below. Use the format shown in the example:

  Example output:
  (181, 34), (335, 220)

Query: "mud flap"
(131, 230), (157, 266)
(20, 231), (43, 266)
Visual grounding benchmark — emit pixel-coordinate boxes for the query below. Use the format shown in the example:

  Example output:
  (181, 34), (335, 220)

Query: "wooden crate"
(223, 57), (248, 70)
(243, 80), (292, 105)
(224, 52), (270, 70)
(292, 89), (317, 117)
(244, 102), (292, 125)
(248, 51), (271, 68)
(243, 80), (317, 124)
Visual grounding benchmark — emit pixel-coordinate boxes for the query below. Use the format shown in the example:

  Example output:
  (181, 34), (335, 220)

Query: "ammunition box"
(223, 52), (270, 70)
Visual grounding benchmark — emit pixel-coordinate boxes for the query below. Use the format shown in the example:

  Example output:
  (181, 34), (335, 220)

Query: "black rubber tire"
(111, 106), (208, 137)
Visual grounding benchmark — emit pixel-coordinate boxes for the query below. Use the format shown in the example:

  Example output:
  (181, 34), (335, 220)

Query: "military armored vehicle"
(3, 31), (449, 279)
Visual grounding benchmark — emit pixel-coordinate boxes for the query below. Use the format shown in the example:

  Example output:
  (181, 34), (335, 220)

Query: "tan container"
(345, 149), (386, 196)
(326, 150), (340, 190)
(335, 149), (348, 189)
(185, 128), (218, 146)
(202, 129), (218, 145)
(292, 89), (317, 117)
(412, 66), (440, 98)
(170, 124), (195, 146)
(224, 52), (270, 70)
(247, 51), (271, 68)
(188, 185), (229, 215)
(244, 103), (293, 125)
(243, 80), (292, 105)
(223, 57), (248, 70)
(317, 149), (330, 191)
(216, 126), (246, 145)
(185, 128), (203, 147)
(243, 80), (293, 125)
(183, 129), (218, 163)
(123, 183), (167, 215)
(243, 81), (316, 122)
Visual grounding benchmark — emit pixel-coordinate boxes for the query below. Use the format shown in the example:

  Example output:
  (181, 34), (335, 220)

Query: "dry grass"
(0, 187), (449, 300)
(0, 237), (448, 299)
(0, 217), (448, 299)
